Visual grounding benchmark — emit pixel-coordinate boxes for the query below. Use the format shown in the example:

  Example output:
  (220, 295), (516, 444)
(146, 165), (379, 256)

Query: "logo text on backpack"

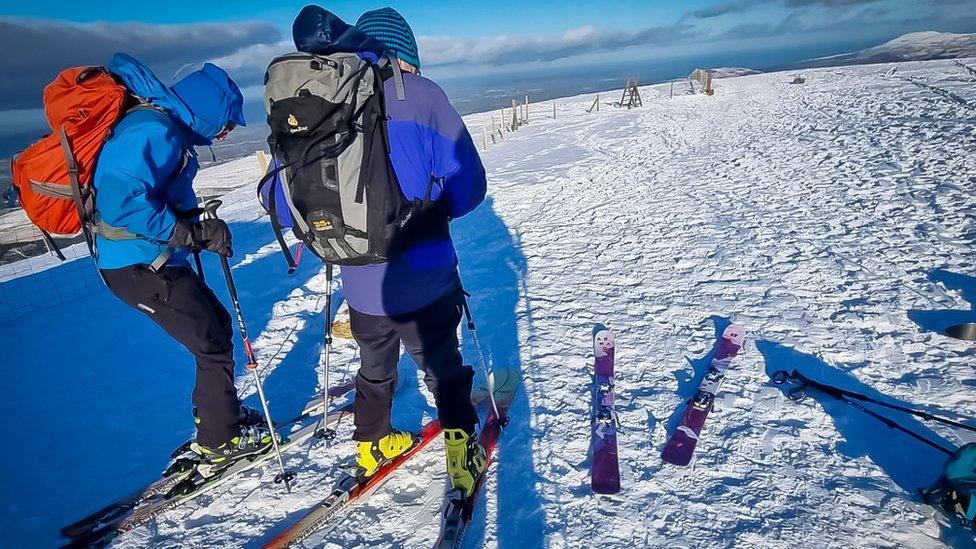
(287, 114), (308, 133)
(312, 219), (333, 232)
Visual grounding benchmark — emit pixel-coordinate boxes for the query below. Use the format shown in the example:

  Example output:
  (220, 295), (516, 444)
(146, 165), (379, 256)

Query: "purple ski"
(661, 324), (745, 467)
(591, 325), (620, 494)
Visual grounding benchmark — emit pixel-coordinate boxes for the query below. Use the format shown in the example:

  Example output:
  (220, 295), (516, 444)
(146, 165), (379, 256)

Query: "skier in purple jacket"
(326, 8), (489, 495)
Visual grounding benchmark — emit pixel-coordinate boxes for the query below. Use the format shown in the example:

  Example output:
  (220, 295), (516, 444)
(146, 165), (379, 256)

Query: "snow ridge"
(801, 31), (976, 68)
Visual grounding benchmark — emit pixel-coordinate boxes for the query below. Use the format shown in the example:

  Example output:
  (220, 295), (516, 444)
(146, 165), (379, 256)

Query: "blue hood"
(107, 53), (245, 146)
(292, 5), (386, 56)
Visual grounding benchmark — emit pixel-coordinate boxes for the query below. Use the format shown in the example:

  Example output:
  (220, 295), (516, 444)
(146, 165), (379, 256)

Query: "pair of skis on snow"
(59, 381), (357, 547)
(60, 372), (521, 548)
(263, 368), (521, 548)
(589, 323), (745, 495)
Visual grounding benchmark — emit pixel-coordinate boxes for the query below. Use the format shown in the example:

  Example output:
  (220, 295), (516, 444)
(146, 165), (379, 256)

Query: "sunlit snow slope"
(6, 57), (975, 548)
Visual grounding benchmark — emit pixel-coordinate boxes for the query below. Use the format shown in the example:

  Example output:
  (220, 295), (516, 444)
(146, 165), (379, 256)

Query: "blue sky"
(1, 1), (695, 35)
(0, 0), (973, 152)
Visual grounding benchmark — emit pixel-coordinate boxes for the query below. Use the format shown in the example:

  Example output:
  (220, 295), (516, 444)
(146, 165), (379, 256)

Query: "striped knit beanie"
(356, 8), (421, 70)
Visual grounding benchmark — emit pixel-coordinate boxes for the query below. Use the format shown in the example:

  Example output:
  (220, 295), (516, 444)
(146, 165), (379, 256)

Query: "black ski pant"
(350, 290), (479, 441)
(101, 264), (240, 447)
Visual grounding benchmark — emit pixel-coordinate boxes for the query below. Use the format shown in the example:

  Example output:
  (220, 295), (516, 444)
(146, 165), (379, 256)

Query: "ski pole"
(774, 370), (976, 432)
(460, 292), (502, 422)
(204, 200), (295, 492)
(838, 391), (954, 455)
(193, 251), (205, 283)
(315, 263), (337, 441)
(774, 370), (955, 455)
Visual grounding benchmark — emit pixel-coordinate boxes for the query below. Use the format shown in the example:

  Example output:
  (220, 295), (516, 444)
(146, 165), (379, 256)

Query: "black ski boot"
(193, 425), (278, 477)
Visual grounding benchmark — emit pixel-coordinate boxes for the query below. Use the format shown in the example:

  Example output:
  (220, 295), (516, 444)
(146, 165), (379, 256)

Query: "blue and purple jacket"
(292, 8), (487, 316)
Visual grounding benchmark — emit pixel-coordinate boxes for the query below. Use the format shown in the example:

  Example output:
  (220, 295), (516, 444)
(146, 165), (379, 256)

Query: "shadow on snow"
(662, 315), (734, 440)
(907, 269), (976, 337)
(756, 340), (976, 548)
(452, 197), (546, 548)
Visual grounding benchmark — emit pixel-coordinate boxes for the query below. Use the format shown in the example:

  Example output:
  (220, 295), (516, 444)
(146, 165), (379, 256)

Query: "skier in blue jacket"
(95, 53), (274, 468)
(291, 6), (488, 494)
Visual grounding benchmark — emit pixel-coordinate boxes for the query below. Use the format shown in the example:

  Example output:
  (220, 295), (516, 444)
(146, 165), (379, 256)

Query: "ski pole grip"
(204, 199), (223, 220)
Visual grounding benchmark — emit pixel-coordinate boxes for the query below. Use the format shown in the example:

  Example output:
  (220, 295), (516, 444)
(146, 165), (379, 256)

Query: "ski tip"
(721, 324), (745, 347)
(593, 325), (615, 357)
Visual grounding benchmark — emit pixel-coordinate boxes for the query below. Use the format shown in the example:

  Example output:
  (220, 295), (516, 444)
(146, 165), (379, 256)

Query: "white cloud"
(418, 24), (696, 67)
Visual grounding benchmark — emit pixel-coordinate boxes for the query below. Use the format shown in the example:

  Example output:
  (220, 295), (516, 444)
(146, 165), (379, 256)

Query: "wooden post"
(552, 101), (556, 119)
(500, 109), (505, 132)
(256, 150), (270, 174)
(511, 99), (518, 131)
(524, 95), (529, 123)
(670, 82), (674, 99)
(482, 124), (488, 152)
(596, 93), (600, 112)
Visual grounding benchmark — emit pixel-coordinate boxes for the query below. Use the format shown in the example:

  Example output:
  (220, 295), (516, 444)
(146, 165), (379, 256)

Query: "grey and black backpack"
(258, 51), (447, 268)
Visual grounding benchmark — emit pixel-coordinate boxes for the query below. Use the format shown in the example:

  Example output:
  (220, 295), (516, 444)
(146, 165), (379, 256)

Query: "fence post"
(256, 150), (270, 174)
(596, 93), (600, 112)
(482, 124), (488, 152)
(553, 101), (556, 119)
(511, 99), (518, 131)
(670, 82), (674, 99)
(524, 95), (529, 123)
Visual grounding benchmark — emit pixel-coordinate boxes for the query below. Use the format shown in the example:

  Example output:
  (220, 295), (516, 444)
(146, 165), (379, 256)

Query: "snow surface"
(3, 57), (976, 548)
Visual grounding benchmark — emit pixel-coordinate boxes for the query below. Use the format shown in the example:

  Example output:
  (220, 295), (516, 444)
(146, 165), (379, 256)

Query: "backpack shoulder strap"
(378, 54), (406, 101)
(95, 101), (185, 272)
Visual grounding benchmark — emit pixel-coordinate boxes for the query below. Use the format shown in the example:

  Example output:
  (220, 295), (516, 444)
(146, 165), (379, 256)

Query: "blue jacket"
(293, 7), (487, 316)
(93, 54), (245, 270)
(340, 73), (487, 316)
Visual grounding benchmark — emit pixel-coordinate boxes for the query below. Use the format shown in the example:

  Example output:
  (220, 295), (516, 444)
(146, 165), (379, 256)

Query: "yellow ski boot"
(355, 430), (416, 478)
(444, 428), (487, 496)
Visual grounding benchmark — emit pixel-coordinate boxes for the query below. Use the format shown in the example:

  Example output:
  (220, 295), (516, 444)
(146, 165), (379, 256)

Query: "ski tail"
(435, 369), (522, 548)
(262, 421), (444, 549)
(260, 384), (501, 548)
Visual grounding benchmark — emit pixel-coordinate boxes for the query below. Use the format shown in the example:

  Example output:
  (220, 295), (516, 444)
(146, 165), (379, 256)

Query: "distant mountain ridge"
(798, 31), (976, 69)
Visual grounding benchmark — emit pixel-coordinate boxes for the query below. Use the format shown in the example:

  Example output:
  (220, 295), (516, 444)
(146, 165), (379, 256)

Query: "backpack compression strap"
(58, 119), (173, 273)
(265, 170), (298, 274)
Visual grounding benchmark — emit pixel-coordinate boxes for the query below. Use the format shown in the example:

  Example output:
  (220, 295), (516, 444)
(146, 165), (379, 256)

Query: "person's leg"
(349, 307), (400, 442)
(395, 291), (478, 435)
(102, 265), (239, 447)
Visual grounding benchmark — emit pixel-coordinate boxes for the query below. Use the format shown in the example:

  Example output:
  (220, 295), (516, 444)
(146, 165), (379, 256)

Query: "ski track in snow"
(13, 58), (976, 548)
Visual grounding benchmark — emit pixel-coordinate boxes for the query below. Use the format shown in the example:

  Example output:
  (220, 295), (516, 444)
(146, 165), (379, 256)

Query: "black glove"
(169, 218), (233, 257)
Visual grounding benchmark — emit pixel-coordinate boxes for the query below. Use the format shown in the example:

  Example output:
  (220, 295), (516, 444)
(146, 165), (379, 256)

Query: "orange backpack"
(11, 66), (129, 258)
